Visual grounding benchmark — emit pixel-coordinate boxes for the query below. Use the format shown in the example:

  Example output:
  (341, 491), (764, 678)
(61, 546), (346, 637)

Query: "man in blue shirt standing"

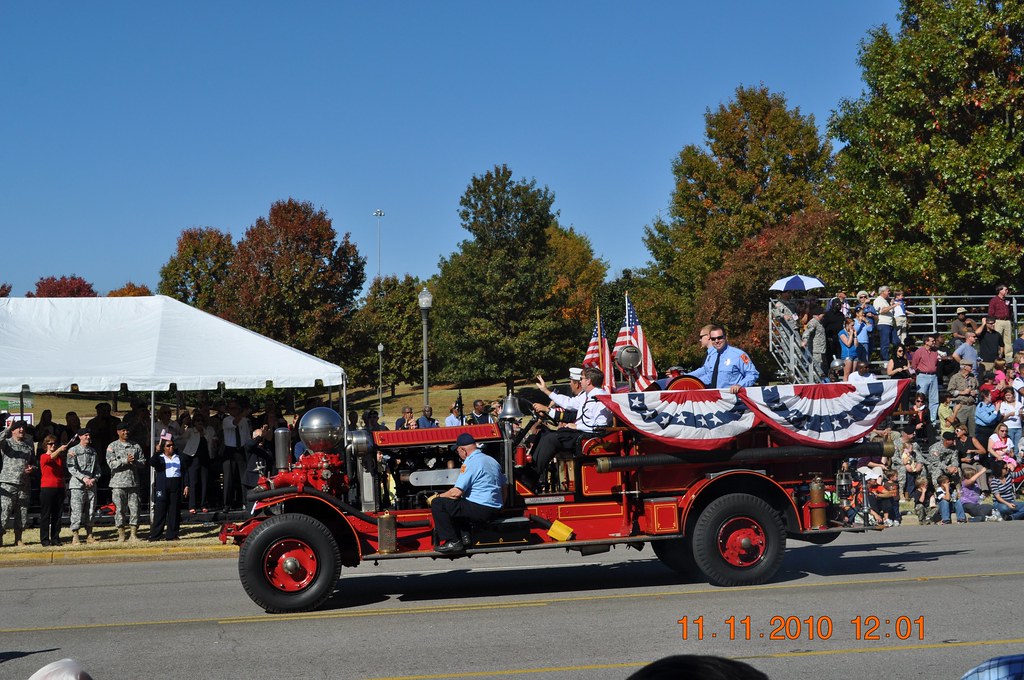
(431, 433), (506, 554)
(687, 325), (759, 393)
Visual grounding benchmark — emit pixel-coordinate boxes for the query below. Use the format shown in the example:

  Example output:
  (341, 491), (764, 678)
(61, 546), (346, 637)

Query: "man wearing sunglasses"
(687, 326), (759, 393)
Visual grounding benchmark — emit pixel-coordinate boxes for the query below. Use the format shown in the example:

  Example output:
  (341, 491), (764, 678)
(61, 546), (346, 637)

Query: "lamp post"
(377, 342), (384, 417)
(373, 209), (385, 284)
(418, 287), (433, 408)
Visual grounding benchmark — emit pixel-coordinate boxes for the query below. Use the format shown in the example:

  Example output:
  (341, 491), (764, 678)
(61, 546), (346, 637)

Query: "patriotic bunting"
(597, 389), (756, 451)
(596, 379), (910, 450)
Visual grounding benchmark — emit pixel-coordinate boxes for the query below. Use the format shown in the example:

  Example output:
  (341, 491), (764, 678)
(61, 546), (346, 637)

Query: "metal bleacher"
(768, 293), (1024, 384)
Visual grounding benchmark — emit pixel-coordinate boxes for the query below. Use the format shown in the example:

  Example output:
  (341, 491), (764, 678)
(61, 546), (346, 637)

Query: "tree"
(827, 0), (1024, 293)
(433, 165), (584, 388)
(640, 85), (833, 363)
(348, 275), (423, 392)
(0, 283), (10, 297)
(545, 222), (608, 360)
(26, 275), (98, 297)
(225, 198), (366, 363)
(691, 210), (835, 369)
(108, 282), (153, 297)
(157, 227), (234, 313)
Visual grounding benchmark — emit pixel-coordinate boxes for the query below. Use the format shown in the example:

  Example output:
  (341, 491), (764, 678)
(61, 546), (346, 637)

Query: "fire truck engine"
(222, 376), (908, 613)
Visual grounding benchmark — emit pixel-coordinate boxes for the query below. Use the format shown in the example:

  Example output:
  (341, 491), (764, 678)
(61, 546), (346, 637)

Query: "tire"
(692, 493), (786, 587)
(651, 537), (701, 580)
(238, 513), (341, 614)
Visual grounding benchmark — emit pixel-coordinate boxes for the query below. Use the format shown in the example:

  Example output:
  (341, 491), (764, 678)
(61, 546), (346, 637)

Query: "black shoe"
(436, 540), (464, 555)
(40, 540), (51, 547)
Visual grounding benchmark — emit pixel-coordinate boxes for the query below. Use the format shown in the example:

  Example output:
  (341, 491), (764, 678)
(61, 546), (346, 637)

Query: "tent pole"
(150, 391), (156, 531)
(19, 387), (25, 421)
(341, 375), (347, 431)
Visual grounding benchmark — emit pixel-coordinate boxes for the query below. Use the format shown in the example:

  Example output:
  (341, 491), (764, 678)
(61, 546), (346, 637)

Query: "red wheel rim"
(263, 539), (318, 592)
(716, 517), (767, 568)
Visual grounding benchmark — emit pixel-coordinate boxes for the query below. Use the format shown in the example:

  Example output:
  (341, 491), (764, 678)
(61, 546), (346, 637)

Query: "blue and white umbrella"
(768, 275), (825, 292)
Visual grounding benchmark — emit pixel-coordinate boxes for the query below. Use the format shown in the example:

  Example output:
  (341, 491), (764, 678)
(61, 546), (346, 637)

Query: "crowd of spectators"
(780, 284), (1024, 525)
(0, 395), (300, 547)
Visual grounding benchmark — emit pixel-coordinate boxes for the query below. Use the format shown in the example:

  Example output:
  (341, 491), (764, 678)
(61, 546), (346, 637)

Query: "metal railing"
(768, 294), (1024, 383)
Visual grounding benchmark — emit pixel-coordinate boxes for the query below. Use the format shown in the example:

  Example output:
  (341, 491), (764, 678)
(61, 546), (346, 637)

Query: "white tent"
(0, 295), (345, 392)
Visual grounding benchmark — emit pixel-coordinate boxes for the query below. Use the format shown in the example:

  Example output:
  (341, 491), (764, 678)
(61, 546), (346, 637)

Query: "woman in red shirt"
(39, 435), (69, 547)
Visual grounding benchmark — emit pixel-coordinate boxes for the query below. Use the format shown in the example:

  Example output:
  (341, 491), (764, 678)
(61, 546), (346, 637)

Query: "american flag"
(583, 307), (615, 392)
(613, 293), (657, 390)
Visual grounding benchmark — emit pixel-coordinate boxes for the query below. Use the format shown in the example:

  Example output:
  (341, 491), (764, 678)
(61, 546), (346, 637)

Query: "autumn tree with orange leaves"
(108, 282), (153, 297)
(224, 198), (365, 364)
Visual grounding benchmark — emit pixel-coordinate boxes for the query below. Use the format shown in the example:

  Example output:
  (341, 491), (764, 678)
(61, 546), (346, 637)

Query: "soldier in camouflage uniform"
(926, 431), (962, 489)
(67, 429), (101, 544)
(0, 421), (36, 547)
(106, 422), (144, 543)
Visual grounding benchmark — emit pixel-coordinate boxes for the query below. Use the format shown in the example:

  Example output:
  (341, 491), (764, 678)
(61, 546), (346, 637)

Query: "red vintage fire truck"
(222, 378), (907, 613)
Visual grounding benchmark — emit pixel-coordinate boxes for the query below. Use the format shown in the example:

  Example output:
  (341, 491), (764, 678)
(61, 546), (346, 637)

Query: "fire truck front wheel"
(692, 493), (785, 587)
(238, 513), (342, 614)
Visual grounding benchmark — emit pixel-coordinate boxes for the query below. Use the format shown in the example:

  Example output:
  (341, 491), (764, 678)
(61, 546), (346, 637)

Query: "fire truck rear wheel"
(692, 493), (785, 587)
(651, 538), (700, 580)
(238, 513), (342, 614)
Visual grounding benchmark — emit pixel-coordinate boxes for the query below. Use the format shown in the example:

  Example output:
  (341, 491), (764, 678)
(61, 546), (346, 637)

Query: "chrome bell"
(498, 390), (524, 421)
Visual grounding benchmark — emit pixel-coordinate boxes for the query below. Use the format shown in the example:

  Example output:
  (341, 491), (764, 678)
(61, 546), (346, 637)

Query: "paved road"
(1, 523), (1022, 680)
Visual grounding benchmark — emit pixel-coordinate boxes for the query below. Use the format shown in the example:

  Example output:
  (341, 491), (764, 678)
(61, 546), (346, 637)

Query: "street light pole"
(377, 342), (384, 417)
(373, 209), (385, 284)
(417, 287), (433, 408)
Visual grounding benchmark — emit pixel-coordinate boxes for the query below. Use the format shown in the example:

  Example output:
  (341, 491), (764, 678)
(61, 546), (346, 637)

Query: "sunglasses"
(709, 336), (725, 341)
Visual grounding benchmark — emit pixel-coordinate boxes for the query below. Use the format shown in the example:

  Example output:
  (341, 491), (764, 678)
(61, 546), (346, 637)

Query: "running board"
(364, 534), (678, 561)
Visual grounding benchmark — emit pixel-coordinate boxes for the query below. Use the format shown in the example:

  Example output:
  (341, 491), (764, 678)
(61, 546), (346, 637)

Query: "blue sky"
(1, 1), (900, 296)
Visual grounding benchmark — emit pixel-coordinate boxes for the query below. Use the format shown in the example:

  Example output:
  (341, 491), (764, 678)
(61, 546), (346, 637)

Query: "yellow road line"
(368, 662), (643, 679)
(367, 638), (1024, 679)
(2, 570), (1023, 635)
(221, 601), (547, 625)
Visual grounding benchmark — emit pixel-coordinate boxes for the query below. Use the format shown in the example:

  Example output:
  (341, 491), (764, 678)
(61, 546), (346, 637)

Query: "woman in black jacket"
(149, 434), (188, 541)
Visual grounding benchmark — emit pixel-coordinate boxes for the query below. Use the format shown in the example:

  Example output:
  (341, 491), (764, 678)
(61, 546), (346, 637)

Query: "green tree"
(433, 165), (584, 388)
(828, 0), (1024, 293)
(0, 283), (11, 297)
(641, 85), (832, 362)
(226, 198), (366, 363)
(157, 227), (234, 314)
(349, 274), (423, 392)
